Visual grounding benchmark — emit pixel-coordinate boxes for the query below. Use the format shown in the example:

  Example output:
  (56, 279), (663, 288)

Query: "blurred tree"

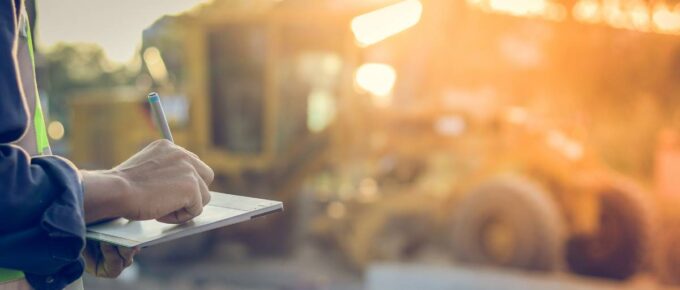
(37, 43), (138, 134)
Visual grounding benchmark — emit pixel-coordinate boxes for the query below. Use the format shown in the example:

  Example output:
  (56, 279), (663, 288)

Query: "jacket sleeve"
(0, 0), (29, 144)
(0, 1), (86, 289)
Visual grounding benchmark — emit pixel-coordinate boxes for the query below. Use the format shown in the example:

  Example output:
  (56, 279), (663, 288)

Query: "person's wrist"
(108, 168), (135, 218)
(107, 168), (135, 211)
(81, 170), (132, 223)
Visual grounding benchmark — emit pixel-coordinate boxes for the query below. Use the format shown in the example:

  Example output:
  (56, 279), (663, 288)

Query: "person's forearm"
(81, 170), (130, 224)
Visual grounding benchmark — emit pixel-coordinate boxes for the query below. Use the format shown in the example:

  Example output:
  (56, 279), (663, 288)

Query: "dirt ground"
(83, 244), (680, 290)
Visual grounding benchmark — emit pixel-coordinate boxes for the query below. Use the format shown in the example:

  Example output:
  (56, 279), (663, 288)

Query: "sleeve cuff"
(27, 156), (86, 289)
(25, 259), (84, 290)
(33, 155), (85, 260)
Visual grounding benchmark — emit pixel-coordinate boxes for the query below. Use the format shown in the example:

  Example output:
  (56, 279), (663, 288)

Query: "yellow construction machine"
(70, 0), (680, 283)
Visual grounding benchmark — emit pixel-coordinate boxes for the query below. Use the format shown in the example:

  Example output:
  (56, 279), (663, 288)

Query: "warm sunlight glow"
(471, 0), (567, 21)
(489, 0), (546, 17)
(601, 2), (628, 28)
(653, 4), (680, 33)
(573, 0), (601, 23)
(351, 0), (423, 47)
(47, 121), (65, 141)
(475, 0), (680, 35)
(630, 3), (651, 30)
(546, 130), (584, 161)
(355, 63), (397, 106)
(143, 47), (169, 83)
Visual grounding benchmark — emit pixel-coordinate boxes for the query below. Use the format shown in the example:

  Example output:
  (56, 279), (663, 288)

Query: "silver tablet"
(86, 192), (283, 248)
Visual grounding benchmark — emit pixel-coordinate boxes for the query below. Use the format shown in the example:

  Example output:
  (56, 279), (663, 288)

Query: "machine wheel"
(655, 209), (680, 285)
(348, 194), (437, 269)
(450, 175), (565, 271)
(566, 183), (653, 280)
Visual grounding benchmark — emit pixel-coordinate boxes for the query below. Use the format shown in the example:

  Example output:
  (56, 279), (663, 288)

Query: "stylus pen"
(148, 92), (174, 142)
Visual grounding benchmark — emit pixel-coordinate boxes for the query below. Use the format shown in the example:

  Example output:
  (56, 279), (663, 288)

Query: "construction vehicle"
(72, 0), (379, 257)
(306, 0), (671, 281)
(300, 1), (678, 279)
(70, 0), (680, 283)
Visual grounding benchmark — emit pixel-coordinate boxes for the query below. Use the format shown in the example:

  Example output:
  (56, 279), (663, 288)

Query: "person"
(0, 0), (214, 289)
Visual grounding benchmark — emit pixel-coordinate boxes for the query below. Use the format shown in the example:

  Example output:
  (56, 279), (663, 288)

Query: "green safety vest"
(0, 6), (50, 285)
(26, 15), (50, 155)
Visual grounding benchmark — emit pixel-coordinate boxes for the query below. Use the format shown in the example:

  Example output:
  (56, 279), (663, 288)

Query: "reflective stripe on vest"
(0, 6), (49, 284)
(0, 269), (24, 284)
(26, 13), (50, 155)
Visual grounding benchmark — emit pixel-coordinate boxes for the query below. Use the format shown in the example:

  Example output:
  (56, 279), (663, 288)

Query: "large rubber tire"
(656, 205), (680, 285)
(450, 175), (565, 271)
(566, 182), (653, 280)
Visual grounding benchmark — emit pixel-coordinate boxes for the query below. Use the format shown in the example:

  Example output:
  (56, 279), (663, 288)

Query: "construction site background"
(35, 0), (680, 289)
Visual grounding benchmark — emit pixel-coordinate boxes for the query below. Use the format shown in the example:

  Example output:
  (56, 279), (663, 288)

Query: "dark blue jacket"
(0, 0), (86, 289)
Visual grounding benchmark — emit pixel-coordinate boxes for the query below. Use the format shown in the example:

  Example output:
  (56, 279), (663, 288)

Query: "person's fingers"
(196, 171), (211, 206)
(156, 210), (181, 224)
(175, 145), (199, 159)
(83, 242), (101, 275)
(117, 246), (138, 268)
(184, 154), (214, 184)
(156, 208), (198, 224)
(151, 138), (173, 149)
(100, 243), (125, 277)
(156, 184), (203, 224)
(184, 178), (206, 217)
(162, 142), (213, 184)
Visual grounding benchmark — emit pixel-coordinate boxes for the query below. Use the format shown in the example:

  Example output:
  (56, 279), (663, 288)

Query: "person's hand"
(82, 139), (214, 224)
(114, 139), (214, 223)
(83, 241), (140, 278)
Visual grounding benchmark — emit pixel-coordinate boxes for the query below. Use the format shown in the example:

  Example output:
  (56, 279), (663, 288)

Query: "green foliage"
(38, 43), (138, 126)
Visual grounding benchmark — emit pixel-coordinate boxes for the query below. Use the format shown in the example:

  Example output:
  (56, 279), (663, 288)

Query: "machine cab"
(178, 2), (360, 178)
